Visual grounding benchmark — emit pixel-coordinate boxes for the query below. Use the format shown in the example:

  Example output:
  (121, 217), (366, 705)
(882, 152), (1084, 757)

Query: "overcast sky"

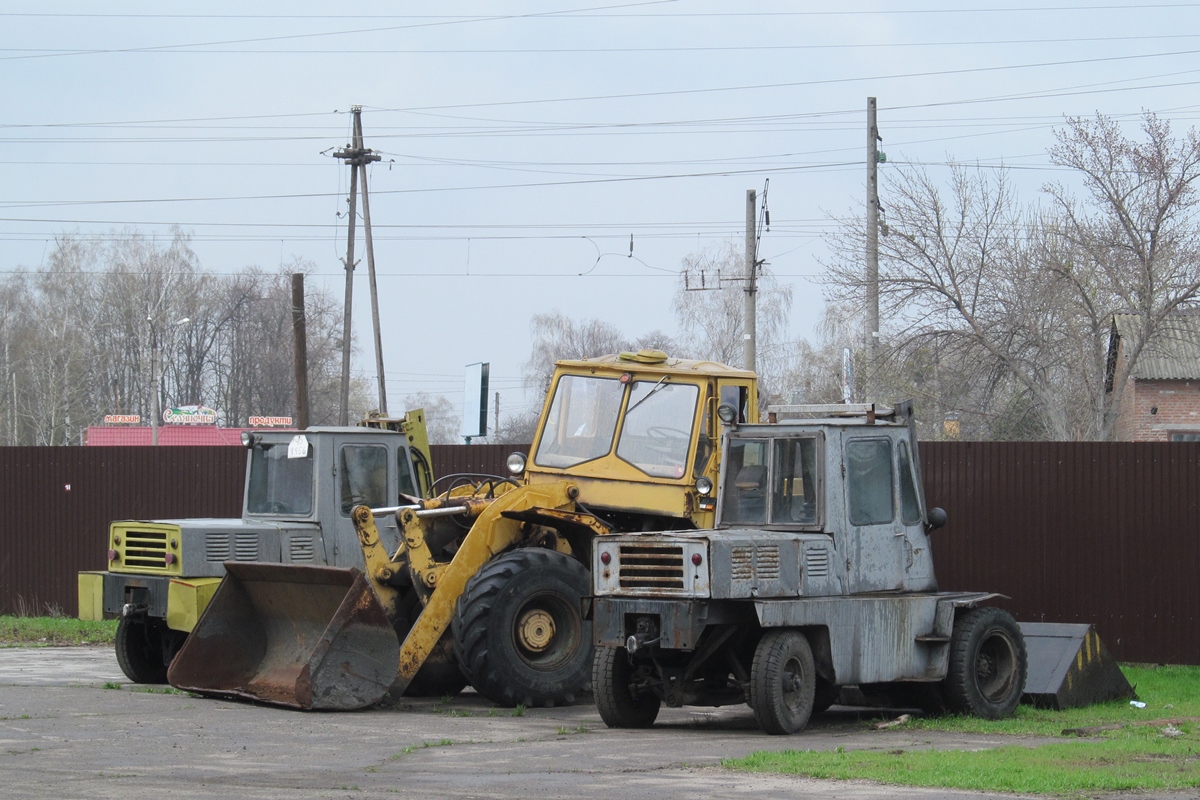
(4, 2), (1200, 428)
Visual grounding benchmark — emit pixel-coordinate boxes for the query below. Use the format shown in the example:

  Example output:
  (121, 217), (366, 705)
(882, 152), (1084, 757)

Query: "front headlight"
(695, 476), (713, 496)
(506, 452), (527, 475)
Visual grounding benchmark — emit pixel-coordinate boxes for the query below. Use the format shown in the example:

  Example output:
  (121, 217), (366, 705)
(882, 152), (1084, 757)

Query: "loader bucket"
(1019, 622), (1135, 710)
(167, 563), (399, 711)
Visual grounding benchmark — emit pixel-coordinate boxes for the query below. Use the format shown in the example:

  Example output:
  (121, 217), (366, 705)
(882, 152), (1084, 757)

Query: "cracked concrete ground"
(0, 646), (1134, 800)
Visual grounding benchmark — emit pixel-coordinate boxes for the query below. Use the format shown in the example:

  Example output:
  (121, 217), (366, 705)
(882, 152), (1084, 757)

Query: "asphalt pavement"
(0, 646), (1105, 800)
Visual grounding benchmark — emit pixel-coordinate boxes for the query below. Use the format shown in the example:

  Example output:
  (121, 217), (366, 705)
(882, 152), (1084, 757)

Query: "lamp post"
(149, 316), (190, 446)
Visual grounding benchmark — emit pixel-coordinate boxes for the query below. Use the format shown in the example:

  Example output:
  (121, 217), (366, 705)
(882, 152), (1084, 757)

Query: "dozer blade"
(1019, 622), (1135, 710)
(167, 563), (399, 711)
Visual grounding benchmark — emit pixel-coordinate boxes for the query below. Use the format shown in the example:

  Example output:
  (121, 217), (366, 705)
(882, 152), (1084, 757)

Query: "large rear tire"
(115, 616), (168, 684)
(594, 646), (660, 728)
(943, 607), (1027, 719)
(452, 548), (592, 707)
(749, 629), (816, 735)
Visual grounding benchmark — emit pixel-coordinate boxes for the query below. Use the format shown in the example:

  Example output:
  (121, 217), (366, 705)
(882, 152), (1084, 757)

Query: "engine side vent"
(234, 534), (259, 561)
(289, 536), (315, 562)
(205, 533), (231, 562)
(806, 547), (830, 578)
(618, 544), (684, 590)
(730, 545), (753, 581)
(756, 545), (780, 580)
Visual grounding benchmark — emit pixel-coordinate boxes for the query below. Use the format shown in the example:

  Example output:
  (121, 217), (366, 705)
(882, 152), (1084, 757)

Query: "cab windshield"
(533, 373), (699, 477)
(247, 443), (314, 515)
(615, 381), (699, 478)
(534, 374), (624, 468)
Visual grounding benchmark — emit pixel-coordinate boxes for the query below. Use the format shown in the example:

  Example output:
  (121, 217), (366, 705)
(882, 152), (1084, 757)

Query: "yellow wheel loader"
(168, 350), (758, 710)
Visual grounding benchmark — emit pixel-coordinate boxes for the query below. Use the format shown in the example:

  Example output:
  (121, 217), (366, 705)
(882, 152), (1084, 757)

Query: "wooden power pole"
(291, 272), (310, 430)
(334, 106), (384, 425)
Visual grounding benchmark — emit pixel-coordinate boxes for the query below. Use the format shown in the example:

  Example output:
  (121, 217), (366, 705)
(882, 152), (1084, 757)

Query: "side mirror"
(926, 507), (948, 530)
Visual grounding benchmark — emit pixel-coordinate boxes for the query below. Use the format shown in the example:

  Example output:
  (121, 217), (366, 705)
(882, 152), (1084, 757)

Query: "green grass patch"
(908, 665), (1200, 737)
(729, 733), (1200, 796)
(727, 665), (1200, 797)
(0, 615), (117, 646)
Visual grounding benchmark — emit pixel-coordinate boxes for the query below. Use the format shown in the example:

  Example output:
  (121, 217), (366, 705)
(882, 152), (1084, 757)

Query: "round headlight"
(717, 403), (738, 424)
(695, 476), (713, 496)
(240, 431), (256, 448)
(506, 452), (527, 475)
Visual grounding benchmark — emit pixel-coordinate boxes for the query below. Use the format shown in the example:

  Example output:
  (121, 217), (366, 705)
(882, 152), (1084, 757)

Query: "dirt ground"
(0, 646), (1092, 800)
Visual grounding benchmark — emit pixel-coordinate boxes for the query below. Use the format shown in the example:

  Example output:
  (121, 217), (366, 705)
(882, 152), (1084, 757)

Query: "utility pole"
(291, 273), (310, 430)
(334, 106), (382, 425)
(743, 188), (757, 374)
(494, 391), (500, 443)
(865, 96), (882, 402)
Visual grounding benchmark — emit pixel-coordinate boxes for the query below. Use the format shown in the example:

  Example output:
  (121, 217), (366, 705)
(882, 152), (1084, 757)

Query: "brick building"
(1107, 312), (1200, 441)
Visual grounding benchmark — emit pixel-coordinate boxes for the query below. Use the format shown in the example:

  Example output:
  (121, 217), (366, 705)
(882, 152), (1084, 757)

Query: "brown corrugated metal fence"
(0, 446), (246, 617)
(1, 441), (1196, 665)
(921, 441), (1200, 665)
(0, 444), (519, 618)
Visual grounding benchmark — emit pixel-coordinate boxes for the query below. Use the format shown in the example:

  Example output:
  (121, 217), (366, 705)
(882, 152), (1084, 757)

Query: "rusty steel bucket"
(167, 563), (399, 711)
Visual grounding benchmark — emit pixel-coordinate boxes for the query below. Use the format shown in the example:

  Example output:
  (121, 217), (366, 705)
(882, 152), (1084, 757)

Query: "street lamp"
(149, 316), (190, 446)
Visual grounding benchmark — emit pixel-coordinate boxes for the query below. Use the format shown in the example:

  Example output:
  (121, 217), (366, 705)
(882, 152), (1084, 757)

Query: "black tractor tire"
(749, 629), (816, 735)
(593, 646), (660, 728)
(943, 606), (1027, 720)
(452, 548), (592, 707)
(115, 616), (169, 684)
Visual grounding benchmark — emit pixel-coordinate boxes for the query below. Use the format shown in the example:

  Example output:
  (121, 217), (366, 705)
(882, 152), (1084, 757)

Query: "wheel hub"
(517, 608), (556, 652)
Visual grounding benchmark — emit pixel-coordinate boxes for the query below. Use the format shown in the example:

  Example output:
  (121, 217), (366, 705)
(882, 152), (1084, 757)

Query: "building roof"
(85, 426), (261, 446)
(1111, 312), (1200, 381)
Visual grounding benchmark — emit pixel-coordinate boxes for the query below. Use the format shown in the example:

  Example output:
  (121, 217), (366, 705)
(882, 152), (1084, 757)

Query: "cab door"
(842, 434), (907, 593)
(328, 437), (400, 567)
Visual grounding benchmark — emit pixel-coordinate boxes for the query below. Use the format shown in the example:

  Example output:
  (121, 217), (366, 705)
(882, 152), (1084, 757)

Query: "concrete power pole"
(865, 96), (881, 403)
(291, 273), (310, 430)
(743, 188), (757, 374)
(334, 106), (382, 425)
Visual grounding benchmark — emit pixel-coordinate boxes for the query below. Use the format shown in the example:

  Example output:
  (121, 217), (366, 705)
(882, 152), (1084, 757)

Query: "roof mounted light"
(241, 431), (260, 449)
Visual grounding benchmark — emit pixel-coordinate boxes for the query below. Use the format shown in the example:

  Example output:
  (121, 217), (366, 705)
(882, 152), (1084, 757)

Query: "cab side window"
(340, 445), (389, 515)
(897, 439), (922, 525)
(721, 439), (768, 524)
(771, 437), (818, 524)
(396, 447), (417, 500)
(846, 439), (894, 526)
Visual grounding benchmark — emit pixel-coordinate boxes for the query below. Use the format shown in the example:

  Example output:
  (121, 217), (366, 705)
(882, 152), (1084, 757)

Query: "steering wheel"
(647, 426), (689, 441)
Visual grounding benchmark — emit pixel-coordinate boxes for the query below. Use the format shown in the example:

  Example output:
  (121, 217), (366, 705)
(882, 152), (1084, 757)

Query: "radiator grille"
(805, 547), (830, 578)
(122, 529), (168, 568)
(234, 534), (259, 561)
(618, 544), (684, 590)
(205, 532), (231, 562)
(289, 536), (315, 562)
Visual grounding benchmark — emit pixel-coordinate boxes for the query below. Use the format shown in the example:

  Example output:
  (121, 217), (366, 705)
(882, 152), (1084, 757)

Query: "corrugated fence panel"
(921, 441), (1200, 665)
(430, 444), (523, 483)
(0, 447), (244, 617)
(4, 441), (1199, 664)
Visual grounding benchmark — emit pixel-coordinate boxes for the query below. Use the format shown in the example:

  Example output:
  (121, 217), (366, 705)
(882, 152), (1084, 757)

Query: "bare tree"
(673, 240), (795, 405)
(0, 231), (355, 444)
(404, 391), (461, 444)
(1046, 112), (1200, 438)
(823, 112), (1200, 441)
